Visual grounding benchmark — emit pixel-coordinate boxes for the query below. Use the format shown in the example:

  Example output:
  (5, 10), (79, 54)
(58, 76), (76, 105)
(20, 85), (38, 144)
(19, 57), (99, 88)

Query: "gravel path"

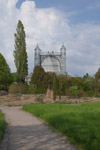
(0, 106), (78, 150)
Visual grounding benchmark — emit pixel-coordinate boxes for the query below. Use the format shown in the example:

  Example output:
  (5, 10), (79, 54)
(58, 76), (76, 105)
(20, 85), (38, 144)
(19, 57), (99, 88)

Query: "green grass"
(23, 103), (100, 150)
(0, 110), (6, 141)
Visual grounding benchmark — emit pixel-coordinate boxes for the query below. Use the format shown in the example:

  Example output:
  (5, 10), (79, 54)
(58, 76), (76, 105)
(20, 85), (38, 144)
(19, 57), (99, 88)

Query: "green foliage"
(53, 74), (58, 100)
(0, 53), (13, 90)
(33, 88), (45, 94)
(31, 66), (45, 88)
(31, 66), (97, 97)
(31, 66), (60, 96)
(83, 73), (94, 96)
(57, 75), (67, 95)
(23, 64), (100, 97)
(94, 68), (100, 96)
(23, 102), (100, 150)
(9, 82), (40, 94)
(0, 110), (6, 141)
(69, 86), (79, 97)
(9, 82), (29, 94)
(27, 83), (35, 94)
(43, 72), (53, 89)
(11, 72), (19, 82)
(35, 96), (44, 102)
(31, 66), (49, 94)
(78, 89), (86, 97)
(14, 20), (28, 82)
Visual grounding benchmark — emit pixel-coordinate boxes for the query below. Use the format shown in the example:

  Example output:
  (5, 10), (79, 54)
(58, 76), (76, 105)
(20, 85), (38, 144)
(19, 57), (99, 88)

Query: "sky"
(0, 0), (100, 76)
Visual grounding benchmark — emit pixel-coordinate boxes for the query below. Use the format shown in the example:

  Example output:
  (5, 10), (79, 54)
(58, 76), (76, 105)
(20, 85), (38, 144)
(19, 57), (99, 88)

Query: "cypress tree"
(14, 20), (28, 82)
(31, 66), (45, 88)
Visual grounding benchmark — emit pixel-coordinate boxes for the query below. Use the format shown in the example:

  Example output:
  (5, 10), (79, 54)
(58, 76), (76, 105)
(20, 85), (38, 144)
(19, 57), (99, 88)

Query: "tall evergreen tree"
(0, 53), (13, 90)
(14, 20), (28, 82)
(31, 66), (45, 88)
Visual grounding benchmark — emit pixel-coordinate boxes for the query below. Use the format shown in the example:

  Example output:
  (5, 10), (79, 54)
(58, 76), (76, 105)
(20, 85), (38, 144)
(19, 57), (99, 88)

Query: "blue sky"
(0, 0), (100, 76)
(16, 0), (100, 24)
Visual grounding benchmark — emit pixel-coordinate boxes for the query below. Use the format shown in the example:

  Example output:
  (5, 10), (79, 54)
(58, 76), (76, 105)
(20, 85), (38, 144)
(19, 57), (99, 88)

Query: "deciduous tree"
(0, 53), (13, 90)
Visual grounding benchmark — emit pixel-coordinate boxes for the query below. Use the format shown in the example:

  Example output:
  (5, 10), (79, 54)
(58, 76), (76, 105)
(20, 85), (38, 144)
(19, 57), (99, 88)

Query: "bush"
(35, 96), (44, 102)
(78, 89), (87, 97)
(69, 86), (79, 97)
(0, 110), (6, 141)
(8, 83), (29, 94)
(85, 91), (94, 97)
(33, 87), (46, 94)
(28, 84), (35, 94)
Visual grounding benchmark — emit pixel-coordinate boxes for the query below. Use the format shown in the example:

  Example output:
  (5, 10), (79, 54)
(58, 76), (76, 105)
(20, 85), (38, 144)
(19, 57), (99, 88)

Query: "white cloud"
(7, 0), (18, 9)
(0, 0), (100, 76)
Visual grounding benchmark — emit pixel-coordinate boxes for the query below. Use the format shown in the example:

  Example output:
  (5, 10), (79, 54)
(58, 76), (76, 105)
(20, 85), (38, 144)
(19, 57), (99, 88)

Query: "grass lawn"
(23, 102), (100, 150)
(0, 110), (6, 141)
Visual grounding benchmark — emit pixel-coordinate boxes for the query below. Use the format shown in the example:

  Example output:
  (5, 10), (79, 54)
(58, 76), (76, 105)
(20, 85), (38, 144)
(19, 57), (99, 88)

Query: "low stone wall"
(0, 93), (100, 106)
(0, 94), (37, 106)
(0, 94), (37, 100)
(56, 96), (100, 103)
(0, 90), (7, 96)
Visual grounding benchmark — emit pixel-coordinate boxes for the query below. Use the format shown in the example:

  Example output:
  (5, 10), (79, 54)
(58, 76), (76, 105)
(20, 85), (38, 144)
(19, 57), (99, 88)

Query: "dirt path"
(0, 106), (78, 150)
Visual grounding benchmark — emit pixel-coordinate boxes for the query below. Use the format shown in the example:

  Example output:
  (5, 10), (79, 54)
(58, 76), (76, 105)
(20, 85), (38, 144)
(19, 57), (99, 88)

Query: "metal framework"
(34, 44), (66, 75)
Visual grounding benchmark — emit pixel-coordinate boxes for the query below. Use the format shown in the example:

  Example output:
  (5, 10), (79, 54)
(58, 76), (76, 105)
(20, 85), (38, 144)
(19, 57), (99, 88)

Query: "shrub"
(69, 86), (79, 97)
(35, 96), (44, 102)
(78, 89), (87, 97)
(8, 83), (29, 94)
(0, 110), (6, 141)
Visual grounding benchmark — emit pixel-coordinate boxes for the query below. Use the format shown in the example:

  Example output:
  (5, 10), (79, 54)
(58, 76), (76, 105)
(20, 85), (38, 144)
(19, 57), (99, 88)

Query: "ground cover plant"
(0, 110), (6, 141)
(23, 102), (100, 150)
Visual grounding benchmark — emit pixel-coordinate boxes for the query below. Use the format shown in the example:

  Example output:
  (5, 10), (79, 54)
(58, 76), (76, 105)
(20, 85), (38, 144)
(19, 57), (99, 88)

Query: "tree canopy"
(0, 53), (13, 90)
